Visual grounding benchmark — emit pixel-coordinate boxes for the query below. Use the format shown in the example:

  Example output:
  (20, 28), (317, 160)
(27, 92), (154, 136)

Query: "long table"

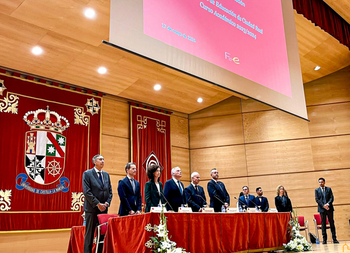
(102, 212), (290, 253)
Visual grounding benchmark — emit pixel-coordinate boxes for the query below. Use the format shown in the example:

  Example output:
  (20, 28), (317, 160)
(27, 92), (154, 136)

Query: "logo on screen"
(225, 52), (240, 64)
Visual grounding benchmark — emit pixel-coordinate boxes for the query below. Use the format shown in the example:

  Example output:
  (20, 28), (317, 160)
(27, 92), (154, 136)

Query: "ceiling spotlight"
(84, 8), (96, 19)
(97, 67), (107, 74)
(314, 66), (321, 71)
(31, 46), (43, 55)
(197, 97), (203, 103)
(154, 84), (161, 91)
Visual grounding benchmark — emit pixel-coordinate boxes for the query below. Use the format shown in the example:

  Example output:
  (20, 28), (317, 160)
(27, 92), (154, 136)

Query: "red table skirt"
(102, 212), (290, 253)
(67, 226), (85, 253)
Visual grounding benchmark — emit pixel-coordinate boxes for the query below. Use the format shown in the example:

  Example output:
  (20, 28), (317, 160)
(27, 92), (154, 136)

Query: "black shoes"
(322, 241), (327, 244)
(333, 240), (339, 244)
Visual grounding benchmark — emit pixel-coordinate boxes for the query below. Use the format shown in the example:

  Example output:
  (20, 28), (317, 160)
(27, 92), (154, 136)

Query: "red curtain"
(0, 71), (101, 231)
(131, 105), (172, 201)
(293, 0), (350, 49)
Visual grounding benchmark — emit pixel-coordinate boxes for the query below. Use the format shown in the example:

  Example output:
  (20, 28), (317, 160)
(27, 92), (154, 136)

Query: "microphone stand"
(160, 191), (174, 211)
(234, 196), (247, 211)
(195, 194), (207, 207)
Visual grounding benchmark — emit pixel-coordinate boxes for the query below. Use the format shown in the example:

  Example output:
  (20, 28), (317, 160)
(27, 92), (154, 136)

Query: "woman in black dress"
(144, 164), (165, 212)
(275, 185), (293, 212)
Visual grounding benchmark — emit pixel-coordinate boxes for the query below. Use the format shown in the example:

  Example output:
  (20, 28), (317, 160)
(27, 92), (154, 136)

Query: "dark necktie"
(246, 195), (249, 205)
(98, 171), (104, 187)
(130, 179), (135, 193)
(178, 181), (183, 196)
(195, 185), (198, 192)
(322, 188), (326, 204)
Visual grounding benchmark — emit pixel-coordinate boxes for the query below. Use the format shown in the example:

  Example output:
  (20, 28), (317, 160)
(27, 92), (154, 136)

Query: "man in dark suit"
(164, 166), (185, 212)
(207, 168), (230, 212)
(117, 162), (142, 216)
(315, 177), (339, 244)
(82, 154), (113, 253)
(239, 186), (256, 210)
(184, 172), (207, 212)
(254, 187), (269, 212)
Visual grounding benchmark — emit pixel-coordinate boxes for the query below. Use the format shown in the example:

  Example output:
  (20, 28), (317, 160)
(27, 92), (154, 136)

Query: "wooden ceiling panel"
(323, 0), (350, 24)
(0, 1), (349, 114)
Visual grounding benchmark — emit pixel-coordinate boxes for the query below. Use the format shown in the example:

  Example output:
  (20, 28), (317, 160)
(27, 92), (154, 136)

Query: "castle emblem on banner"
(16, 106), (71, 194)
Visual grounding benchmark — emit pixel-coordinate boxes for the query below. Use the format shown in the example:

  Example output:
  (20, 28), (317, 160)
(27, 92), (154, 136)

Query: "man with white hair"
(164, 166), (185, 212)
(184, 172), (207, 212)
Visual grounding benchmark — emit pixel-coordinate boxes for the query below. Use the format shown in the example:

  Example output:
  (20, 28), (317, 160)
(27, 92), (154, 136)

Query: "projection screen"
(107, 0), (308, 120)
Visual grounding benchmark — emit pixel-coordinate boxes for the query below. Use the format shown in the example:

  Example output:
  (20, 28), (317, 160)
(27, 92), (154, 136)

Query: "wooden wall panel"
(171, 147), (190, 181)
(189, 114), (244, 149)
(243, 110), (310, 143)
(101, 135), (129, 175)
(189, 96), (241, 119)
(241, 99), (274, 113)
(102, 97), (129, 138)
(0, 230), (71, 253)
(246, 139), (314, 176)
(190, 145), (247, 180)
(308, 103), (350, 137)
(170, 114), (189, 148)
(108, 174), (125, 215)
(304, 66), (350, 106)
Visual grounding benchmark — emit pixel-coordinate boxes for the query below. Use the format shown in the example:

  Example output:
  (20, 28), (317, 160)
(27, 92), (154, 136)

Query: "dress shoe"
(333, 240), (339, 244)
(322, 241), (327, 244)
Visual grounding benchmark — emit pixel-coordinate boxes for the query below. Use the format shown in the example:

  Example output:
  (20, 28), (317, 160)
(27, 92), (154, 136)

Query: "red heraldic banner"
(131, 105), (172, 202)
(0, 72), (101, 231)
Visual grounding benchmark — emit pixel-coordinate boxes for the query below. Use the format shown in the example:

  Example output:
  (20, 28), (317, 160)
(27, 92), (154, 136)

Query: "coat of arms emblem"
(23, 106), (70, 185)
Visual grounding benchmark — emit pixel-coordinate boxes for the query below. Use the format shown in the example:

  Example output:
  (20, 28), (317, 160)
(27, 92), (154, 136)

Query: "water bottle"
(221, 205), (226, 213)
(316, 238), (319, 244)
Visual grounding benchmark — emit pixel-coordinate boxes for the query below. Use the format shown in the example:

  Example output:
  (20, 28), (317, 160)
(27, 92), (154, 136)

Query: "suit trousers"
(320, 210), (336, 241)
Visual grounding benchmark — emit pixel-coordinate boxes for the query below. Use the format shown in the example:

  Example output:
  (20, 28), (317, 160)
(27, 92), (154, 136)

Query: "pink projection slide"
(143, 0), (292, 97)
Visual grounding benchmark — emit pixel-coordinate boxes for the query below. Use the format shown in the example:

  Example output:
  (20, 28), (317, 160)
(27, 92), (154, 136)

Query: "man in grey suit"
(83, 154), (113, 253)
(315, 177), (339, 244)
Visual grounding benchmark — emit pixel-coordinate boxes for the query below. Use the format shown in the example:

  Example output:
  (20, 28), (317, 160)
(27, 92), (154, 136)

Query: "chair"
(95, 214), (119, 253)
(313, 213), (330, 241)
(297, 216), (310, 242)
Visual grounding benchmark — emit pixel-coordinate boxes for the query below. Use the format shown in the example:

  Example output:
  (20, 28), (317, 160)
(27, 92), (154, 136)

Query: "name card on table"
(227, 208), (239, 213)
(202, 207), (214, 213)
(179, 207), (192, 213)
(151, 207), (167, 213)
(269, 208), (278, 213)
(247, 208), (258, 213)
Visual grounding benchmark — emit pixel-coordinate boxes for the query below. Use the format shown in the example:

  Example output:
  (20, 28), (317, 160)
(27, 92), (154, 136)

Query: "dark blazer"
(117, 177), (142, 216)
(144, 181), (165, 213)
(239, 194), (256, 209)
(315, 186), (334, 213)
(254, 196), (269, 212)
(164, 179), (185, 212)
(184, 184), (207, 212)
(207, 179), (230, 212)
(82, 168), (113, 213)
(275, 195), (293, 212)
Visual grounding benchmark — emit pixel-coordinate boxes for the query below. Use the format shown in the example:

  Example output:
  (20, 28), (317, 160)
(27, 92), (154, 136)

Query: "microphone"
(160, 191), (174, 211)
(234, 196), (247, 209)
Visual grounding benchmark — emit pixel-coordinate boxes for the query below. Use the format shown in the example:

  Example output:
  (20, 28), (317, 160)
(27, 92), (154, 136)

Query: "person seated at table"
(238, 186), (255, 210)
(144, 164), (166, 212)
(184, 172), (207, 212)
(254, 187), (269, 212)
(275, 185), (293, 212)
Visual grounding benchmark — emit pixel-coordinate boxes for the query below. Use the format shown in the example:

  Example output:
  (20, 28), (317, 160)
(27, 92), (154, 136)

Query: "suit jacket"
(238, 194), (256, 209)
(315, 186), (334, 213)
(164, 179), (185, 212)
(275, 195), (292, 212)
(254, 196), (269, 212)
(184, 184), (207, 212)
(117, 177), (142, 216)
(82, 168), (113, 213)
(145, 181), (165, 213)
(207, 179), (230, 212)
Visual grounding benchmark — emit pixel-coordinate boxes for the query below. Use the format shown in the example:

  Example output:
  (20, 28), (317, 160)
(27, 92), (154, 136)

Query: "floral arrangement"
(283, 210), (312, 252)
(145, 205), (189, 253)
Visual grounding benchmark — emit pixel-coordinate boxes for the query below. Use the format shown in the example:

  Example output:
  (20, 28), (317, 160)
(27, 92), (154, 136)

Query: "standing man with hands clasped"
(315, 177), (339, 244)
(207, 168), (230, 212)
(117, 162), (142, 216)
(82, 154), (113, 253)
(164, 166), (185, 212)
(184, 172), (207, 212)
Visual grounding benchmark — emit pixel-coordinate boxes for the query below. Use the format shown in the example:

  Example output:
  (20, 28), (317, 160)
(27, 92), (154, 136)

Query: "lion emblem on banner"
(16, 106), (70, 194)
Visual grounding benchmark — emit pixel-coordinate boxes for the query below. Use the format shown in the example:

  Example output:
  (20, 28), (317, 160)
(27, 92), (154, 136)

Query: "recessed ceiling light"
(31, 46), (43, 55)
(197, 97), (203, 103)
(154, 84), (161, 91)
(84, 8), (96, 19)
(314, 66), (321, 71)
(97, 67), (107, 74)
